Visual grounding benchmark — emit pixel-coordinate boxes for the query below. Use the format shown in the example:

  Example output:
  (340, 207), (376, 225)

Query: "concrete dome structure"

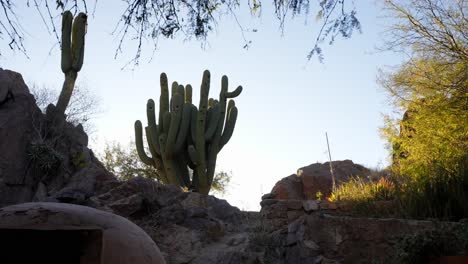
(0, 202), (166, 264)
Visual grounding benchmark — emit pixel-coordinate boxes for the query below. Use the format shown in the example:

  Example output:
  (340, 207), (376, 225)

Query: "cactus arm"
(204, 75), (242, 194)
(185, 85), (192, 103)
(165, 94), (183, 158)
(56, 12), (87, 116)
(205, 104), (221, 142)
(159, 135), (180, 185)
(162, 111), (171, 134)
(159, 73), (170, 133)
(195, 70), (210, 193)
(61, 11), (73, 73)
(208, 98), (215, 107)
(225, 86), (243, 98)
(71, 13), (87, 72)
(220, 104), (238, 150)
(171, 82), (179, 97)
(188, 145), (199, 166)
(190, 104), (198, 144)
(145, 126), (161, 166)
(134, 121), (154, 166)
(177, 84), (185, 98)
(56, 71), (78, 115)
(175, 157), (191, 187)
(146, 99), (162, 155)
(174, 103), (192, 153)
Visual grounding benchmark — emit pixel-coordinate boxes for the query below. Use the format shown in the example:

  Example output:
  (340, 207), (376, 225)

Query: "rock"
(270, 174), (304, 200)
(298, 160), (370, 198)
(0, 68), (120, 207)
(303, 200), (319, 212)
(260, 199), (277, 207)
(287, 200), (303, 210)
(0, 69), (43, 206)
(287, 210), (303, 222)
(320, 201), (338, 210)
(32, 181), (48, 202)
(303, 240), (320, 251)
(108, 193), (145, 217)
(261, 193), (275, 200)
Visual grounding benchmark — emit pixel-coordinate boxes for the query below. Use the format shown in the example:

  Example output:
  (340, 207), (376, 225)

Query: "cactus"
(56, 11), (87, 115)
(135, 70), (242, 194)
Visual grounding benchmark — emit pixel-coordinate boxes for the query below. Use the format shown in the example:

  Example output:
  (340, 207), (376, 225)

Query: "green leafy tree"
(100, 141), (160, 181)
(379, 0), (467, 219)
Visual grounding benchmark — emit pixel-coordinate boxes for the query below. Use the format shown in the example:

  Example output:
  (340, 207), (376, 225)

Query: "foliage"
(30, 83), (101, 134)
(0, 0), (360, 63)
(330, 176), (396, 203)
(381, 0), (467, 62)
(27, 141), (63, 175)
(391, 223), (468, 264)
(210, 170), (232, 196)
(101, 141), (160, 181)
(378, 0), (468, 220)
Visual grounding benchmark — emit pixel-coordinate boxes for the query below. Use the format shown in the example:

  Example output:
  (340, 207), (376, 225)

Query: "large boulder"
(0, 68), (117, 207)
(0, 68), (44, 205)
(298, 159), (370, 198)
(265, 160), (371, 200)
(269, 174), (304, 200)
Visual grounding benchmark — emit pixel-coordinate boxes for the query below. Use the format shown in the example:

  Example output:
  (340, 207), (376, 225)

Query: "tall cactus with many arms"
(56, 11), (87, 115)
(135, 70), (242, 195)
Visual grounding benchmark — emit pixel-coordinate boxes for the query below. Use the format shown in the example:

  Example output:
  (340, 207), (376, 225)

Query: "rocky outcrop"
(0, 68), (115, 207)
(270, 174), (304, 200)
(267, 160), (371, 200)
(298, 159), (370, 198)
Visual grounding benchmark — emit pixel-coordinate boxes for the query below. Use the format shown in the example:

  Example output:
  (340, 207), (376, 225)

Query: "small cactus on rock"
(135, 70), (242, 195)
(56, 11), (87, 115)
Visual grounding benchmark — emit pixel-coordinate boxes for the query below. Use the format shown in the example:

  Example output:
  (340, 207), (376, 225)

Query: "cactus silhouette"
(135, 70), (242, 195)
(56, 11), (87, 115)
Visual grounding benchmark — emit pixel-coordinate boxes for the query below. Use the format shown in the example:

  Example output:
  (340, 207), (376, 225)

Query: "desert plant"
(55, 11), (87, 115)
(330, 176), (396, 203)
(28, 141), (63, 175)
(134, 70), (242, 195)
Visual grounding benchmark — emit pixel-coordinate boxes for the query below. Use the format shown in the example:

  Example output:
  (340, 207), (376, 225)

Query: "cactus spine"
(135, 70), (242, 195)
(56, 11), (87, 115)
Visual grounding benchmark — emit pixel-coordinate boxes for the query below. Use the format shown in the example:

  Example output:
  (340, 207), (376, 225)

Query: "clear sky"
(1, 0), (404, 211)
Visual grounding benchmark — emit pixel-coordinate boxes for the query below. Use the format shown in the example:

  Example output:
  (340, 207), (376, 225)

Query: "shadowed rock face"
(0, 202), (166, 264)
(0, 68), (116, 207)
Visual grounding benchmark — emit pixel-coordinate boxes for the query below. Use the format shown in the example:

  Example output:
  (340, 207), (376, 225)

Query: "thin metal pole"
(326, 132), (336, 192)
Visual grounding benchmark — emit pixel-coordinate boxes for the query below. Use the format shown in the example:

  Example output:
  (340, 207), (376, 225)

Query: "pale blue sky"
(1, 1), (403, 210)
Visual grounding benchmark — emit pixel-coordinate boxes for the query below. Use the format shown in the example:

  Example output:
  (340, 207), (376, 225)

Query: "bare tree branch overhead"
(0, 0), (361, 63)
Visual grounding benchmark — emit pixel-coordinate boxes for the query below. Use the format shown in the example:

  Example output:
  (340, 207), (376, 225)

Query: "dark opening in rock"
(0, 228), (102, 264)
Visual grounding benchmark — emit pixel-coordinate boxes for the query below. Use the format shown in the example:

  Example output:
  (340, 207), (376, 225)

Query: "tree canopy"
(380, 0), (467, 171)
(0, 0), (361, 63)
